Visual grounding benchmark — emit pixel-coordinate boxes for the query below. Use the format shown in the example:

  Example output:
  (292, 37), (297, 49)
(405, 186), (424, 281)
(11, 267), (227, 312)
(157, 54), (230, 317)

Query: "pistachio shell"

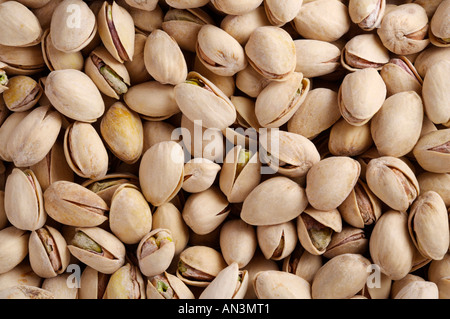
(0, 227), (29, 274)
(199, 263), (249, 299)
(380, 57), (423, 96)
(0, 111), (29, 162)
(429, 0), (450, 47)
(210, 0), (263, 15)
(137, 229), (175, 277)
(124, 0), (157, 11)
(41, 273), (78, 299)
(146, 272), (195, 299)
(341, 33), (390, 71)
(3, 75), (42, 112)
(323, 226), (369, 259)
(103, 263), (145, 299)
(394, 280), (439, 299)
(219, 219), (257, 268)
(264, 0), (303, 26)
(413, 129), (450, 173)
(193, 55), (236, 98)
(41, 29), (84, 71)
(235, 64), (271, 98)
(257, 221), (297, 261)
(253, 270), (311, 299)
(349, 0), (386, 30)
(143, 121), (178, 153)
(0, 285), (54, 299)
(328, 119), (373, 157)
(79, 266), (110, 299)
(0, 44), (45, 76)
(0, 261), (42, 290)
(183, 158), (221, 194)
(422, 60), (450, 126)
(417, 172), (450, 207)
(282, 245), (322, 284)
(124, 33), (152, 85)
(414, 46), (450, 79)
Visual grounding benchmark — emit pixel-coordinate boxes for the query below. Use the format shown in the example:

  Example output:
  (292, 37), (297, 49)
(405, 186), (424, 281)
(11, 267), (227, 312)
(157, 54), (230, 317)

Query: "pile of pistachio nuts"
(0, 0), (449, 300)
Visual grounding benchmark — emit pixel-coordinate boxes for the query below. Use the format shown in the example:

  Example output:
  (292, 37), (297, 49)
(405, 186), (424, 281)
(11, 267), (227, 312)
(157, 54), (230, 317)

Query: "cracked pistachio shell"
(219, 145), (261, 203)
(100, 102), (143, 164)
(380, 56), (422, 96)
(44, 180), (108, 227)
(45, 69), (105, 122)
(288, 88), (340, 139)
(311, 253), (371, 299)
(220, 219), (257, 268)
(176, 245), (227, 287)
(341, 34), (390, 72)
(255, 72), (310, 128)
(294, 40), (341, 78)
(103, 263), (145, 299)
(349, 0), (386, 31)
(182, 186), (230, 235)
(174, 72), (236, 130)
(0, 285), (54, 299)
(3, 75), (42, 112)
(0, 261), (42, 290)
(183, 158), (221, 194)
(245, 26), (296, 81)
(110, 184), (152, 244)
(328, 119), (373, 157)
(377, 3), (430, 55)
(137, 228), (175, 277)
(0, 226), (29, 274)
(429, 0), (450, 47)
(79, 266), (110, 299)
(0, 44), (45, 76)
(50, 0), (96, 53)
(293, 0), (351, 42)
(422, 60), (450, 126)
(0, 1), (42, 47)
(306, 157), (360, 211)
(0, 111), (29, 162)
(338, 68), (387, 126)
(323, 226), (368, 259)
(413, 129), (450, 173)
(196, 24), (247, 77)
(253, 270), (311, 299)
(7, 105), (61, 168)
(257, 220), (297, 261)
(68, 227), (126, 274)
(28, 225), (70, 278)
(241, 176), (308, 226)
(139, 141), (184, 207)
(260, 130), (320, 178)
(146, 271), (195, 299)
(338, 179), (382, 229)
(369, 210), (415, 280)
(210, 0), (263, 15)
(235, 64), (271, 98)
(264, 0), (303, 26)
(408, 191), (449, 260)
(64, 122), (108, 180)
(85, 45), (131, 99)
(41, 29), (84, 71)
(199, 263), (249, 299)
(366, 156), (419, 211)
(97, 1), (135, 63)
(124, 81), (180, 121)
(417, 172), (450, 207)
(5, 168), (46, 231)
(282, 245), (322, 284)
(297, 207), (342, 256)
(371, 91), (424, 157)
(144, 29), (187, 85)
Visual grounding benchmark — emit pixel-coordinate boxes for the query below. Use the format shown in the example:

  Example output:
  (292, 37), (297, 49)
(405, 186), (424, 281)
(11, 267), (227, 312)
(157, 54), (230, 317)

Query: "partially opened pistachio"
(0, 69), (8, 94)
(220, 219), (257, 268)
(323, 226), (369, 259)
(349, 0), (386, 31)
(282, 245), (322, 284)
(199, 263), (248, 299)
(209, 0), (263, 15)
(28, 225), (70, 278)
(79, 266), (110, 299)
(413, 129), (450, 173)
(0, 44), (45, 76)
(137, 228), (175, 277)
(44, 180), (108, 227)
(422, 60), (450, 126)
(264, 0), (303, 26)
(257, 221), (297, 261)
(235, 65), (271, 98)
(0, 285), (54, 299)
(341, 34), (390, 71)
(429, 0), (450, 47)
(328, 119), (373, 157)
(146, 272), (195, 299)
(103, 263), (145, 299)
(68, 227), (126, 275)
(2, 75), (42, 112)
(253, 270), (311, 299)
(41, 29), (84, 71)
(0, 226), (29, 274)
(380, 56), (423, 96)
(183, 158), (221, 194)
(293, 40), (341, 78)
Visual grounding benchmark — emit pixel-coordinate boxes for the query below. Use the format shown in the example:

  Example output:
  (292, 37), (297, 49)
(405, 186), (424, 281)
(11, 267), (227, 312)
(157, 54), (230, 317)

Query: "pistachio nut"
(0, 1), (43, 47)
(174, 72), (236, 130)
(219, 145), (261, 203)
(241, 176), (308, 226)
(41, 29), (84, 71)
(97, 1), (135, 63)
(0, 285), (54, 299)
(235, 64), (271, 98)
(193, 55), (236, 98)
(341, 34), (390, 71)
(28, 225), (70, 278)
(183, 158), (221, 194)
(338, 179), (382, 229)
(68, 227), (126, 275)
(253, 270), (311, 299)
(137, 228), (175, 277)
(2, 75), (42, 112)
(63, 121), (109, 180)
(124, 81), (180, 121)
(146, 271), (195, 299)
(4, 168), (46, 231)
(85, 45), (131, 99)
(176, 245), (227, 287)
(417, 172), (450, 207)
(45, 69), (105, 122)
(0, 226), (29, 274)
(209, 0), (263, 15)
(0, 68), (8, 94)
(306, 156), (360, 211)
(408, 191), (449, 260)
(422, 60), (450, 126)
(257, 221), (297, 261)
(282, 244), (322, 284)
(380, 56), (423, 96)
(349, 0), (386, 31)
(41, 273), (78, 299)
(79, 266), (110, 299)
(297, 206), (342, 255)
(144, 29), (188, 85)
(366, 156), (419, 211)
(0, 261), (42, 290)
(139, 141), (184, 207)
(143, 121), (179, 153)
(100, 101), (143, 164)
(0, 44), (45, 76)
(413, 129), (450, 173)
(311, 253), (371, 299)
(0, 111), (29, 162)
(328, 119), (373, 157)
(199, 262), (249, 299)
(44, 180), (108, 227)
(293, 0), (351, 42)
(369, 210), (415, 280)
(371, 91), (424, 157)
(338, 67), (387, 126)
(109, 184), (152, 244)
(394, 280), (439, 299)
(219, 219), (257, 268)
(103, 263), (145, 299)
(124, 33), (152, 85)
(429, 0), (450, 47)
(323, 226), (368, 259)
(377, 3), (430, 55)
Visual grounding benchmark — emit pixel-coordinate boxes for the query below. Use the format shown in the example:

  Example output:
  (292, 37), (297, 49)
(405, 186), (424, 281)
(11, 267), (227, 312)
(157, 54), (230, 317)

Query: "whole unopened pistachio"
(414, 46), (450, 78)
(219, 219), (257, 268)
(328, 119), (373, 157)
(257, 221), (297, 261)
(323, 226), (369, 259)
(253, 270), (311, 299)
(209, 0), (263, 15)
(422, 60), (450, 126)
(183, 158), (221, 194)
(146, 272), (195, 299)
(380, 56), (423, 96)
(0, 112), (30, 162)
(137, 229), (175, 277)
(429, 0), (450, 47)
(3, 76), (42, 112)
(0, 226), (29, 274)
(341, 34), (390, 71)
(103, 263), (145, 299)
(395, 280), (439, 299)
(417, 172), (450, 207)
(293, 40), (341, 78)
(41, 28), (84, 71)
(413, 129), (450, 173)
(264, 0), (303, 26)
(200, 262), (248, 299)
